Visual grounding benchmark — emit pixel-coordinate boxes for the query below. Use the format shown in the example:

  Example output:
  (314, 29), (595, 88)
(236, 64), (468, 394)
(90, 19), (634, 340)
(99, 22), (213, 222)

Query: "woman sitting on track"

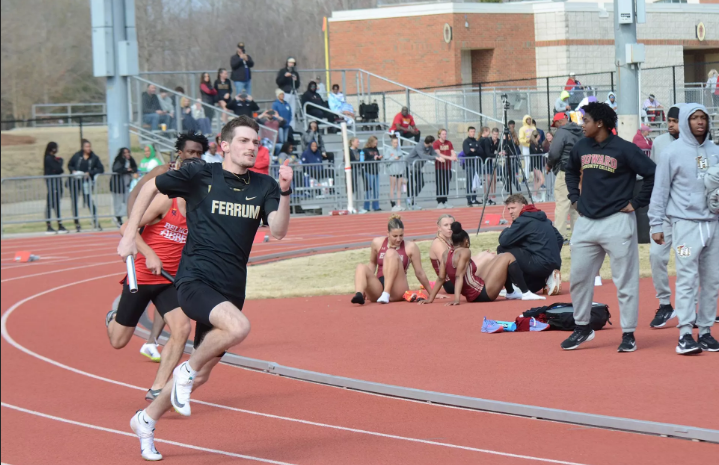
(422, 222), (545, 305)
(352, 214), (434, 305)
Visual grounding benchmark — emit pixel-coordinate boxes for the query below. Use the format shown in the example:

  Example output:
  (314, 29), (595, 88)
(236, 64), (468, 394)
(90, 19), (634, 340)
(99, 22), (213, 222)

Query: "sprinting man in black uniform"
(118, 116), (293, 461)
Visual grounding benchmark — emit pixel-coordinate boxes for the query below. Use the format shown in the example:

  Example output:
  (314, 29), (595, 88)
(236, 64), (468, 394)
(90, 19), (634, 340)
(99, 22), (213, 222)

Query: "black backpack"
(522, 302), (611, 331)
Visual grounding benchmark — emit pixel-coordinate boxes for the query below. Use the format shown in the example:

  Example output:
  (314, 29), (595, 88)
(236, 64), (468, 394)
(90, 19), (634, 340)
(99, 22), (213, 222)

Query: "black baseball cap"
(237, 42), (245, 49)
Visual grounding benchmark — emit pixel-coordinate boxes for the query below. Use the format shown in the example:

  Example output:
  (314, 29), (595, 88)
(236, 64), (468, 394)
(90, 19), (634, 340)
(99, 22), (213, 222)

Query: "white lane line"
(1, 261), (119, 283)
(0, 274), (591, 465)
(0, 240), (117, 257)
(1, 403), (296, 465)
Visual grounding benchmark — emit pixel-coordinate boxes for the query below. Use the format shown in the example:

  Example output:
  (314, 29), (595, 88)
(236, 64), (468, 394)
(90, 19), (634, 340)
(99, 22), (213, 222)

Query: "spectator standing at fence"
(632, 124), (653, 151)
(707, 69), (719, 108)
(405, 135), (443, 210)
(43, 141), (68, 234)
(542, 131), (553, 153)
(647, 103), (682, 329)
(385, 136), (405, 211)
(199, 72), (217, 122)
(479, 126), (490, 141)
(214, 68), (233, 122)
(227, 92), (259, 118)
(276, 58), (301, 130)
(68, 139), (104, 232)
(230, 42), (254, 96)
(390, 107), (421, 143)
(547, 112), (582, 243)
(272, 89), (293, 146)
(518, 115), (535, 180)
(555, 91), (571, 113)
(110, 147), (137, 227)
(605, 92), (618, 111)
(359, 136), (382, 213)
(202, 142), (223, 164)
(529, 130), (546, 202)
(480, 128), (499, 205)
(142, 84), (170, 132)
(533, 119), (545, 145)
(462, 126), (484, 207)
(648, 103), (719, 354)
(432, 129), (457, 209)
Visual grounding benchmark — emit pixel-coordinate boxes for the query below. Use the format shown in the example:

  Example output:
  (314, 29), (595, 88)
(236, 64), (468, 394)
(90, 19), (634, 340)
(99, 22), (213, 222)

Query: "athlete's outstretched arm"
(118, 178), (160, 260)
(407, 242), (434, 292)
(268, 160), (293, 240)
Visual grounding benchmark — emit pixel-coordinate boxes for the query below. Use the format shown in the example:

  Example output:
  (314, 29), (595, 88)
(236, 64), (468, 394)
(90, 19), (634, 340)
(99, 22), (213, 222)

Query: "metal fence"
(31, 103), (107, 127)
(2, 155), (554, 235)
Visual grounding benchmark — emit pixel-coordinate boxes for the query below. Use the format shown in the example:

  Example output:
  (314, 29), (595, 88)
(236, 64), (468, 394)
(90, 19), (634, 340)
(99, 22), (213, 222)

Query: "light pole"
(614, 0), (646, 140)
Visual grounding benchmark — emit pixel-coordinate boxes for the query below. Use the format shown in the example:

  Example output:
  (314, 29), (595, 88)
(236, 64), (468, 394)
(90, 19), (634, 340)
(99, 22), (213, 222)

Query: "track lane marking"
(1, 274), (591, 465)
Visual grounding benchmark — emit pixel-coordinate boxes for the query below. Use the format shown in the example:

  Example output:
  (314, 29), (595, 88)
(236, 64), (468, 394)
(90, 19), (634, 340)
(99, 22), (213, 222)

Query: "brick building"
(328, 1), (719, 91)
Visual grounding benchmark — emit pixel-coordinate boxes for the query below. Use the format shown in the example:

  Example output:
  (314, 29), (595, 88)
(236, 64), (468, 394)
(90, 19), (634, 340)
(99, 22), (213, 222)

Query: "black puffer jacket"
(498, 209), (563, 270)
(276, 67), (300, 93)
(68, 151), (104, 179)
(547, 123), (583, 174)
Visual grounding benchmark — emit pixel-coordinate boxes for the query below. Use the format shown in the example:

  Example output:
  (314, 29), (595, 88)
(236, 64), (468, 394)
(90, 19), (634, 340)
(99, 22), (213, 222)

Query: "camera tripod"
(476, 96), (535, 235)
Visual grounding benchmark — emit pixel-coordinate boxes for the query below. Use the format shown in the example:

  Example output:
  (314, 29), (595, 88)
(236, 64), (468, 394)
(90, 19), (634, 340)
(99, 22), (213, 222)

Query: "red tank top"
(445, 249), (485, 301)
(376, 238), (410, 278)
(133, 198), (188, 285)
(430, 237), (452, 282)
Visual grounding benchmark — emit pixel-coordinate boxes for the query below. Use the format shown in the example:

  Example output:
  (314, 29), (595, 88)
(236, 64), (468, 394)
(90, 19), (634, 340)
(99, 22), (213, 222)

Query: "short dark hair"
(332, 84), (339, 90)
(81, 139), (91, 146)
(175, 131), (209, 153)
(505, 194), (528, 206)
(582, 102), (617, 131)
(491, 127), (499, 133)
(467, 126), (476, 131)
(424, 135), (435, 145)
(508, 120), (516, 125)
(221, 115), (260, 143)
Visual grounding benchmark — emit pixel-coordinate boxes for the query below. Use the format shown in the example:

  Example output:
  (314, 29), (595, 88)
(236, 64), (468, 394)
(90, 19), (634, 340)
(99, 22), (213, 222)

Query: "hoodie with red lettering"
(565, 133), (656, 219)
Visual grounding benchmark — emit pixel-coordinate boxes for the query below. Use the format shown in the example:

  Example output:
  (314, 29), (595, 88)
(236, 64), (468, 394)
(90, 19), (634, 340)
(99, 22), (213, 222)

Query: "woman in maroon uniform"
(352, 214), (434, 304)
(422, 222), (540, 305)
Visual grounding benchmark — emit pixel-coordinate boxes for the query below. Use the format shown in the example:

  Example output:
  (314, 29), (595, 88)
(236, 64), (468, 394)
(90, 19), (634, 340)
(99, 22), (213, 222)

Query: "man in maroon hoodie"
(497, 194), (564, 295)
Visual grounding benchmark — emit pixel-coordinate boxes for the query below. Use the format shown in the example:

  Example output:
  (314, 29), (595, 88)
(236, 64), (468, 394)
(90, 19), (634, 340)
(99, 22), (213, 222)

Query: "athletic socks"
(141, 410), (157, 427)
(351, 292), (365, 305)
(505, 289), (523, 300)
(377, 292), (391, 304)
(183, 361), (198, 378)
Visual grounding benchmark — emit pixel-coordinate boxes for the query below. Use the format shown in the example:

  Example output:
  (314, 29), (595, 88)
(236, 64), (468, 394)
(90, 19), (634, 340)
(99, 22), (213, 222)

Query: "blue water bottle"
(359, 150), (365, 162)
(494, 320), (517, 332)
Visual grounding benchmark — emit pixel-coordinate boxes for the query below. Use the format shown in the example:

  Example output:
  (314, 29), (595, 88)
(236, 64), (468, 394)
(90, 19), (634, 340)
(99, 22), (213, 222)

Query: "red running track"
(2, 207), (717, 464)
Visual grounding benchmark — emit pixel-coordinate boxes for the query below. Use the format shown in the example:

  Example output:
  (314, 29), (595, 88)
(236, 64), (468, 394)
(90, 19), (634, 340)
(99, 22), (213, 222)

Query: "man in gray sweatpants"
(648, 103), (719, 355)
(561, 102), (656, 352)
(647, 103), (683, 328)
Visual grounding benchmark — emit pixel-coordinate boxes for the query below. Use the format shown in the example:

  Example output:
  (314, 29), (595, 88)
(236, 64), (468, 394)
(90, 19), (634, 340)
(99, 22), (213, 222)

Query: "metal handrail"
(302, 101), (356, 136)
(128, 123), (178, 152)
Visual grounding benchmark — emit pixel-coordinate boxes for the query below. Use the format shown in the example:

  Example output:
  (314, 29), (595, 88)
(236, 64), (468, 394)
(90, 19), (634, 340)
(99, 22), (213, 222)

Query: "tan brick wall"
(328, 13), (536, 90)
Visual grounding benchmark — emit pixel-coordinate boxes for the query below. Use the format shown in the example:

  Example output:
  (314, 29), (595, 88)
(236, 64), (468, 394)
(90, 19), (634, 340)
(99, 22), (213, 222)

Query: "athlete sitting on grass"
(422, 222), (545, 305)
(352, 214), (434, 304)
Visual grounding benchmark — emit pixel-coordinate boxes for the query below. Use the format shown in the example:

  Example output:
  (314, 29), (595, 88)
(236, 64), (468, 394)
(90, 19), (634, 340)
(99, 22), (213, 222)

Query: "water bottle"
(494, 320), (517, 332)
(359, 150), (365, 162)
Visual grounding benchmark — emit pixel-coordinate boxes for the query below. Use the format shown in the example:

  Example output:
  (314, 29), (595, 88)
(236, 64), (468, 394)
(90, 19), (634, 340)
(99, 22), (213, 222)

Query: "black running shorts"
(176, 280), (245, 349)
(470, 287), (492, 303)
(115, 283), (180, 327)
(442, 280), (455, 295)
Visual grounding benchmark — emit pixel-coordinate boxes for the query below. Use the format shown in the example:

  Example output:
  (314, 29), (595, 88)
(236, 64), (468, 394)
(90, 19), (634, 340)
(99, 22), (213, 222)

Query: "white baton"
(126, 256), (138, 293)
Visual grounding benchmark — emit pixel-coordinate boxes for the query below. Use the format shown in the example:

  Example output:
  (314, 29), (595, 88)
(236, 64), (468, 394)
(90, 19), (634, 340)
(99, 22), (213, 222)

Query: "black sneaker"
(676, 334), (702, 355)
(105, 309), (117, 327)
(649, 304), (676, 328)
(46, 225), (57, 235)
(487, 199), (496, 206)
(57, 224), (69, 234)
(617, 332), (637, 352)
(560, 326), (595, 350)
(75, 224), (82, 233)
(698, 333), (719, 352)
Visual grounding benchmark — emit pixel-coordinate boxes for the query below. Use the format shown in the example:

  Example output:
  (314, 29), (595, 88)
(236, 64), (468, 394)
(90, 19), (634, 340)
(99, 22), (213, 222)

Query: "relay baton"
(126, 256), (138, 293)
(160, 269), (175, 284)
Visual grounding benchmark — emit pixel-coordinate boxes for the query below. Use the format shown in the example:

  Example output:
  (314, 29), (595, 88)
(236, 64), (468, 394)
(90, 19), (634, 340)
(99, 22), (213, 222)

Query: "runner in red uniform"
(422, 222), (539, 305)
(352, 214), (434, 304)
(106, 152), (206, 402)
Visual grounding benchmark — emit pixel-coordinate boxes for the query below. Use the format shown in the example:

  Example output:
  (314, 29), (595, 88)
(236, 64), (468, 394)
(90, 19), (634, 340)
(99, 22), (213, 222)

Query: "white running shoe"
(391, 205), (401, 212)
(544, 270), (562, 296)
(436, 203), (445, 210)
(499, 289), (507, 298)
(505, 289), (523, 300)
(358, 209), (369, 214)
(140, 343), (161, 363)
(130, 410), (162, 461)
(171, 362), (195, 416)
(522, 291), (546, 301)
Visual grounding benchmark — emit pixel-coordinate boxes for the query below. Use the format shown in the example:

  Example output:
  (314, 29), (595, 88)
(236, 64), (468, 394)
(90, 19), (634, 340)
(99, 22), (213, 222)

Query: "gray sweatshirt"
(406, 143), (438, 164)
(648, 103), (719, 234)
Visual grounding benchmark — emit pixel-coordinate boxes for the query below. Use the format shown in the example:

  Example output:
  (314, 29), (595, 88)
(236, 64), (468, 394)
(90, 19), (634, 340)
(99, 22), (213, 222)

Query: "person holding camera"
(230, 42), (254, 96)
(226, 92), (259, 118)
(276, 57), (301, 130)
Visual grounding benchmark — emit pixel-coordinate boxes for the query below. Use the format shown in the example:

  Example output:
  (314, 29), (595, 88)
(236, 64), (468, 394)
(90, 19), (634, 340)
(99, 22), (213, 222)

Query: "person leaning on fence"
(554, 90), (571, 113)
(110, 147), (137, 227)
(432, 129), (457, 209)
(405, 135), (442, 210)
(359, 136), (383, 213)
(43, 141), (68, 234)
(390, 107), (421, 143)
(67, 139), (104, 232)
(385, 135), (405, 212)
(462, 126), (484, 207)
(547, 112), (582, 243)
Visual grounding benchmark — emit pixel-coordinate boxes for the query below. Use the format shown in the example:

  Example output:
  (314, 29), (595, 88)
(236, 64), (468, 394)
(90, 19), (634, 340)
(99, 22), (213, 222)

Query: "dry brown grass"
(246, 233), (675, 300)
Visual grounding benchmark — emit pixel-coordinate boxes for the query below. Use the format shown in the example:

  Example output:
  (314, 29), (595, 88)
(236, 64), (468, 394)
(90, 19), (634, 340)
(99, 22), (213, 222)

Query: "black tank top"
(175, 162), (278, 304)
